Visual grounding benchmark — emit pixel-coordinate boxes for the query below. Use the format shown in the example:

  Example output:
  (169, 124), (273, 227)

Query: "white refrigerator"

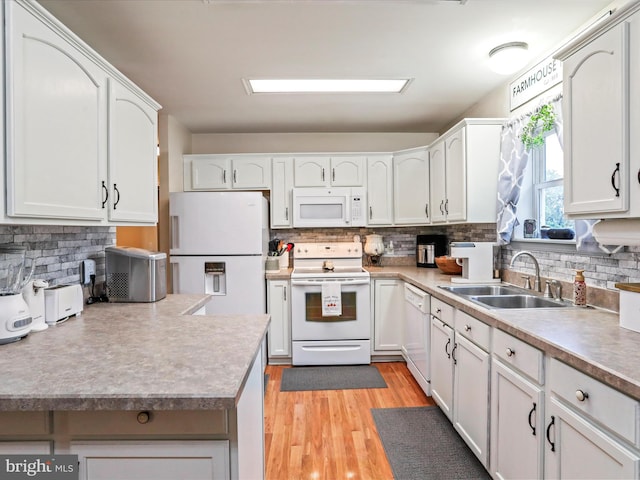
(169, 191), (268, 315)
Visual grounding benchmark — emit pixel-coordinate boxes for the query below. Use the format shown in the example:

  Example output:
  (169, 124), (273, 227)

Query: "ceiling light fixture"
(488, 41), (529, 75)
(246, 78), (410, 94)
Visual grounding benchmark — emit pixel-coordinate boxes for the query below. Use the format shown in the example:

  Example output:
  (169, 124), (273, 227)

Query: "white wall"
(163, 115), (193, 193)
(191, 132), (438, 154)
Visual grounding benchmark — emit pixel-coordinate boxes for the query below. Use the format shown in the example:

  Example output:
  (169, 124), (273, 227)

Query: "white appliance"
(292, 187), (366, 228)
(450, 241), (500, 284)
(169, 192), (268, 315)
(0, 245), (36, 345)
(403, 283), (431, 395)
(44, 284), (84, 324)
(22, 279), (49, 331)
(290, 242), (371, 365)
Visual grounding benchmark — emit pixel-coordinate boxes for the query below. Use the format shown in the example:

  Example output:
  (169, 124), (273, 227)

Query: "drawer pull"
(575, 389), (589, 402)
(137, 411), (151, 424)
(546, 415), (556, 452)
(445, 338), (451, 359)
(436, 308), (442, 314)
(528, 402), (537, 436)
(464, 325), (471, 332)
(506, 348), (515, 357)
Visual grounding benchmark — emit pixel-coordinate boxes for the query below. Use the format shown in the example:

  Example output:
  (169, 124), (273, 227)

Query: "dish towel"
(321, 282), (342, 317)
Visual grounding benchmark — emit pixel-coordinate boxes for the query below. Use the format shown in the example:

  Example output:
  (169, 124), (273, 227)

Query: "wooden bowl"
(435, 256), (462, 275)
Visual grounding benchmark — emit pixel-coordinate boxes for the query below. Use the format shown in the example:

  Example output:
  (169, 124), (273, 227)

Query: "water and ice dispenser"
(205, 262), (227, 296)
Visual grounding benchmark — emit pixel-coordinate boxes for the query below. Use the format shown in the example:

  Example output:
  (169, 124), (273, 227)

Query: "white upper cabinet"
(557, 4), (640, 219)
(271, 157), (294, 228)
(430, 120), (502, 225)
(393, 147), (430, 225)
(187, 155), (271, 191)
(366, 155), (393, 225)
(5, 0), (108, 221)
(4, 0), (160, 225)
(108, 79), (158, 223)
(293, 156), (365, 187)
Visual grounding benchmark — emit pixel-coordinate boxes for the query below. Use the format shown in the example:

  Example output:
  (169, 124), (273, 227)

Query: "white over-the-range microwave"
(292, 187), (366, 228)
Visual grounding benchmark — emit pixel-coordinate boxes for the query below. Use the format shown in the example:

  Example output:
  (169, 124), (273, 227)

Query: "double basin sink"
(439, 284), (570, 310)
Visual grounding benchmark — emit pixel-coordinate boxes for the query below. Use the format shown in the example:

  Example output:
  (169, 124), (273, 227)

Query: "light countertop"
(269, 265), (640, 401)
(0, 294), (270, 411)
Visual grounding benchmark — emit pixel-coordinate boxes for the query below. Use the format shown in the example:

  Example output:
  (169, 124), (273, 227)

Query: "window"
(516, 130), (574, 240)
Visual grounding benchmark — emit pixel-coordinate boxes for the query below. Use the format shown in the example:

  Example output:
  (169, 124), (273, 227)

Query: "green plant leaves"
(521, 103), (556, 150)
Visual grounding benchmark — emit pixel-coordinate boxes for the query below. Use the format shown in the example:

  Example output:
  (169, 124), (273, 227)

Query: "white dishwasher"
(402, 283), (431, 396)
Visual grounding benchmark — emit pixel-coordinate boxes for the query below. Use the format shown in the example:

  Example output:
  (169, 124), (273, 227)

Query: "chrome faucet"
(510, 251), (541, 292)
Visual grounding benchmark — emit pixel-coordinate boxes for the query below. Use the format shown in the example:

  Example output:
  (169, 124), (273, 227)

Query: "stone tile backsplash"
(0, 225), (115, 286)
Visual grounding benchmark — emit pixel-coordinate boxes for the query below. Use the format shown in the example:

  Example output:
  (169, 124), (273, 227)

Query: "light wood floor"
(264, 362), (435, 480)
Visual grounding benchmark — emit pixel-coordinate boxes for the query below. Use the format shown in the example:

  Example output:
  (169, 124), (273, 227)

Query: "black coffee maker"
(416, 234), (448, 268)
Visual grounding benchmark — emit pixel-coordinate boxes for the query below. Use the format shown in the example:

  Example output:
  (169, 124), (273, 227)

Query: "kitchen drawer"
(63, 410), (228, 437)
(549, 358), (640, 448)
(493, 329), (544, 385)
(431, 297), (455, 326)
(455, 310), (490, 352)
(0, 411), (51, 435)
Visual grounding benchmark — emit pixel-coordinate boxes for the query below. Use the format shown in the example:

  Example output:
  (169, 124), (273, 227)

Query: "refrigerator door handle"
(171, 262), (180, 293)
(170, 215), (180, 249)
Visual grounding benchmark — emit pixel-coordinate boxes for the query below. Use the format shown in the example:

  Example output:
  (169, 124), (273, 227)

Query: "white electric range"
(290, 242), (371, 365)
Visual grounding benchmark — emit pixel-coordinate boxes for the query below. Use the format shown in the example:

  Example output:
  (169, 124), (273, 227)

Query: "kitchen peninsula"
(0, 294), (269, 480)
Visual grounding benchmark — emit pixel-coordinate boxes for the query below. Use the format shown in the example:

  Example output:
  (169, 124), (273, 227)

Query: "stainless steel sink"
(439, 283), (570, 309)
(439, 285), (526, 296)
(469, 294), (569, 309)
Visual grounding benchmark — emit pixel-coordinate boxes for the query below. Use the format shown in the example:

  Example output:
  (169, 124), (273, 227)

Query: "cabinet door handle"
(223, 170), (227, 184)
(233, 169), (237, 184)
(546, 416), (556, 452)
(101, 181), (109, 209)
(452, 342), (457, 365)
(611, 162), (620, 197)
(283, 286), (287, 301)
(464, 324), (471, 332)
(322, 168), (325, 182)
(575, 389), (589, 402)
(528, 402), (537, 436)
(445, 199), (449, 214)
(506, 347), (515, 357)
(113, 184), (120, 210)
(439, 200), (444, 214)
(369, 206), (373, 220)
(425, 203), (429, 218)
(436, 308), (442, 314)
(445, 338), (451, 359)
(285, 207), (289, 221)
(332, 168), (336, 182)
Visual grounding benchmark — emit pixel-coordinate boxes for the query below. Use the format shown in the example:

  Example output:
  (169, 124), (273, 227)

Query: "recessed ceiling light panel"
(245, 78), (411, 94)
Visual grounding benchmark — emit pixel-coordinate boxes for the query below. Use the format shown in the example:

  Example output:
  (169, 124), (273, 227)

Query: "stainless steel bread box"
(105, 246), (167, 302)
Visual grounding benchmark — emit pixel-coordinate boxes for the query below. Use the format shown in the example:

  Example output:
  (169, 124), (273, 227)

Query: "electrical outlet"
(81, 259), (96, 285)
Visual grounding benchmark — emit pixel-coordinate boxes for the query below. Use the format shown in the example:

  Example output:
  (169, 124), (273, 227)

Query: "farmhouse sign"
(510, 56), (563, 110)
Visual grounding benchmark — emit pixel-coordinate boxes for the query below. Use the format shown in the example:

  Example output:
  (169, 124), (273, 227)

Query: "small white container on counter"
(616, 283), (640, 333)
(279, 253), (290, 269)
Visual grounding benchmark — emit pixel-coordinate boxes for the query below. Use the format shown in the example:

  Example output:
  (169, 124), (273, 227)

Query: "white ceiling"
(39, 0), (617, 134)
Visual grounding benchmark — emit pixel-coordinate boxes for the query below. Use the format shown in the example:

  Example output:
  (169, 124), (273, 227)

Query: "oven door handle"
(291, 278), (371, 286)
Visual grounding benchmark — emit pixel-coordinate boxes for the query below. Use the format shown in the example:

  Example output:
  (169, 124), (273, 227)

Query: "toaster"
(105, 246), (167, 302)
(44, 284), (83, 324)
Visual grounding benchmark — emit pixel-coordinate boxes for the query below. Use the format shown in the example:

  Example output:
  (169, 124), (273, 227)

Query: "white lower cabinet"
(429, 299), (490, 468)
(267, 280), (291, 361)
(70, 440), (230, 480)
(0, 441), (52, 454)
(545, 358), (640, 479)
(545, 398), (640, 479)
(373, 279), (404, 355)
(490, 359), (544, 480)
(429, 301), (455, 420)
(452, 314), (490, 467)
